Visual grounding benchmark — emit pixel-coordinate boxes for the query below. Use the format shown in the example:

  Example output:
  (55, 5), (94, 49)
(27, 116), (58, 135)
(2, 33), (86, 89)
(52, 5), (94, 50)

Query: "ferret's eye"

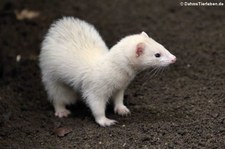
(155, 53), (161, 58)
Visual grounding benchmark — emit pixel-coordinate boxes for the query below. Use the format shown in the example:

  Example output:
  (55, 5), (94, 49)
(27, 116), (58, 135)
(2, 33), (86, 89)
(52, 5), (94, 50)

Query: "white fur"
(39, 17), (176, 126)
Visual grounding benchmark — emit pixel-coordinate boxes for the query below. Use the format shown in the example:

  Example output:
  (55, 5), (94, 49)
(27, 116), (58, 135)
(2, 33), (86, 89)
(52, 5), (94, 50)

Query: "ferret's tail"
(51, 17), (109, 57)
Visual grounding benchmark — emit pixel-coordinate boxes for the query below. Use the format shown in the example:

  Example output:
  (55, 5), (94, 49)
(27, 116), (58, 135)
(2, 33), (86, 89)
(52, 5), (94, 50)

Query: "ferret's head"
(119, 32), (176, 70)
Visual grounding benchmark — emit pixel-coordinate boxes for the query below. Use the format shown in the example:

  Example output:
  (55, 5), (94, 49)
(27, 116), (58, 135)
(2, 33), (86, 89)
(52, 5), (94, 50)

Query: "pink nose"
(171, 57), (176, 63)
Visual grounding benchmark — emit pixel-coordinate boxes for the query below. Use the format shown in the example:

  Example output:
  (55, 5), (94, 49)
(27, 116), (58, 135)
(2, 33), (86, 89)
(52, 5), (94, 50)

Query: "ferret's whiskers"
(139, 67), (161, 91)
(140, 68), (152, 83)
(158, 67), (164, 76)
(150, 67), (160, 79)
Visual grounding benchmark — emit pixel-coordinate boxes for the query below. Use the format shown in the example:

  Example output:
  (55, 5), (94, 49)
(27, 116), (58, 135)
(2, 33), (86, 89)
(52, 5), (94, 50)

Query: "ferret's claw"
(114, 105), (130, 116)
(55, 109), (71, 118)
(96, 117), (117, 127)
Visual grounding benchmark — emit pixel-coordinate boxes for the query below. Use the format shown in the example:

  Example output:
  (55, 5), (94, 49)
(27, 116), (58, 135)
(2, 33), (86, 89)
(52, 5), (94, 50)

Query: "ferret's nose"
(171, 57), (176, 63)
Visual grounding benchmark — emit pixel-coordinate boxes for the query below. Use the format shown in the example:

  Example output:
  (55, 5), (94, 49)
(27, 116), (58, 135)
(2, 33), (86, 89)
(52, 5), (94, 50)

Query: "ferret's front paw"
(55, 109), (71, 118)
(96, 117), (117, 127)
(114, 105), (130, 116)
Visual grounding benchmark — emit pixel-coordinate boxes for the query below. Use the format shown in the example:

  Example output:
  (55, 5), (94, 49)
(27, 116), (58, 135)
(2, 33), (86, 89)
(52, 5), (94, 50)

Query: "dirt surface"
(0, 0), (225, 148)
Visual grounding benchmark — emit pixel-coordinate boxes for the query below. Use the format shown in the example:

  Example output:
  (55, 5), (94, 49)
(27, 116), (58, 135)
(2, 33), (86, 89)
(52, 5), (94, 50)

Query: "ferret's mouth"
(170, 57), (177, 64)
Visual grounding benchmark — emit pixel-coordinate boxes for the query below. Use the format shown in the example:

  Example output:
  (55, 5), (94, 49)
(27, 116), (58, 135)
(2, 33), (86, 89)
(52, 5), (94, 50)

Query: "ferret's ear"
(136, 42), (145, 57)
(141, 31), (149, 38)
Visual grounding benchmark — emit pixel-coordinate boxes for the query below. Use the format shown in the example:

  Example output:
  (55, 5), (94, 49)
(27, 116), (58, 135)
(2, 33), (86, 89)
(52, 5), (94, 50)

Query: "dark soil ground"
(0, 0), (225, 148)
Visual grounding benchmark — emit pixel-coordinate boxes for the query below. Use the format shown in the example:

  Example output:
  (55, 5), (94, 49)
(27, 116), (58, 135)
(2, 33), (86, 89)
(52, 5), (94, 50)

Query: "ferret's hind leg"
(45, 80), (77, 118)
(54, 102), (71, 118)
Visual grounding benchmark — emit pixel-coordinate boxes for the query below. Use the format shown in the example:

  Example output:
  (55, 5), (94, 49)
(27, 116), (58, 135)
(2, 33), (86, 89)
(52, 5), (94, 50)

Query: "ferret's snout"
(171, 57), (176, 64)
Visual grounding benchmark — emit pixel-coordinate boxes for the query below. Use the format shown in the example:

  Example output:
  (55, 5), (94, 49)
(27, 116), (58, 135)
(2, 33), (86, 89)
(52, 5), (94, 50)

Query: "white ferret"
(39, 17), (176, 126)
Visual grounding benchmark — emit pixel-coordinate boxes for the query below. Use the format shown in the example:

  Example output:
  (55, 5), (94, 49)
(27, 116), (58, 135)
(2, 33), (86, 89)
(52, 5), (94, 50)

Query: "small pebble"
(16, 55), (21, 62)
(54, 127), (72, 137)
